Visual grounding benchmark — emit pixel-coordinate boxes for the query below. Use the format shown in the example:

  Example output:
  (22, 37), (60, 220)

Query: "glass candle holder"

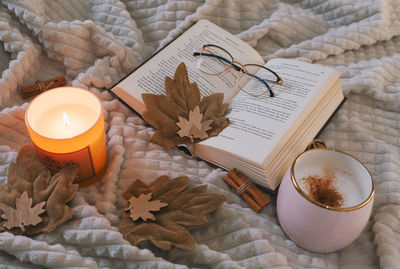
(25, 87), (107, 187)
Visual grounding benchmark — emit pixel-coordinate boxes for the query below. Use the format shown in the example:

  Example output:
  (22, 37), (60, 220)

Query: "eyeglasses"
(193, 44), (283, 97)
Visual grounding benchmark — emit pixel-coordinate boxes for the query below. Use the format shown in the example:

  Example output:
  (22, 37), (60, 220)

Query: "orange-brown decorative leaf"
(119, 176), (226, 250)
(1, 191), (46, 231)
(0, 144), (79, 235)
(142, 62), (229, 150)
(200, 93), (230, 137)
(125, 193), (168, 221)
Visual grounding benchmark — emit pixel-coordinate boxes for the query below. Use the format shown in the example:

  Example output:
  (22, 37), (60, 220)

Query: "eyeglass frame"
(193, 44), (283, 97)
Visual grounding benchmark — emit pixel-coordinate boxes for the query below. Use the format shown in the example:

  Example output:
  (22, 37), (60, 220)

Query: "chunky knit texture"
(0, 0), (399, 268)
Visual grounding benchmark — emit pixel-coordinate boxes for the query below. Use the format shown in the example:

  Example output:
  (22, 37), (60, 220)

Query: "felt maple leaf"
(142, 62), (229, 150)
(119, 176), (226, 250)
(176, 106), (213, 142)
(1, 191), (46, 231)
(0, 144), (79, 235)
(125, 193), (168, 221)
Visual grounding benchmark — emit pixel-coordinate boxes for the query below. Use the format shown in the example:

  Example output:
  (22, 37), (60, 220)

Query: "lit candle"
(25, 87), (107, 187)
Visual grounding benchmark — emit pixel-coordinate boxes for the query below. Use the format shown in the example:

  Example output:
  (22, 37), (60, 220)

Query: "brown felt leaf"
(0, 144), (79, 235)
(142, 62), (229, 150)
(119, 176), (226, 250)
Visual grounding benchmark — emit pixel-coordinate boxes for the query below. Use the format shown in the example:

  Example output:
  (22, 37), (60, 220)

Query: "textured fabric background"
(0, 0), (399, 268)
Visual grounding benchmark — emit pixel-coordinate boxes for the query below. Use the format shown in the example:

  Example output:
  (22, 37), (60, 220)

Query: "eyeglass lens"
(240, 65), (278, 97)
(198, 46), (238, 88)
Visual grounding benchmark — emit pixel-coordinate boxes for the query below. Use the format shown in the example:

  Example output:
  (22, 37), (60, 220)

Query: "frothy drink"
(296, 167), (365, 208)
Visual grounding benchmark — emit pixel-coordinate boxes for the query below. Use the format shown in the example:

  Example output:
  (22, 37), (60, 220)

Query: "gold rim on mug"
(290, 147), (375, 212)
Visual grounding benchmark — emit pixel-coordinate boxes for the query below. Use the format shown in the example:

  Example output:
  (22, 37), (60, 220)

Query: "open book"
(110, 19), (344, 190)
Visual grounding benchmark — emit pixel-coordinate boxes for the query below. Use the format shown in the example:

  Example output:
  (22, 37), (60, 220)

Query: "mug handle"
(305, 139), (326, 151)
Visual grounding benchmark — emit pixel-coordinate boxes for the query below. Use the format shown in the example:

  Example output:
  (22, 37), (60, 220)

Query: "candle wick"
(63, 112), (70, 128)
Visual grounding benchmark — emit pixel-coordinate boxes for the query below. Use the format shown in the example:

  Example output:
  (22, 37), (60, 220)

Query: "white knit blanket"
(0, 0), (399, 268)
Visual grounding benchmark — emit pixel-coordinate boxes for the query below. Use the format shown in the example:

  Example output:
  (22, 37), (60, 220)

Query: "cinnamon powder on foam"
(300, 168), (344, 207)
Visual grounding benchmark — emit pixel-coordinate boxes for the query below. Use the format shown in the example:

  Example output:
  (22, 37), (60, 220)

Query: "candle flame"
(63, 112), (70, 127)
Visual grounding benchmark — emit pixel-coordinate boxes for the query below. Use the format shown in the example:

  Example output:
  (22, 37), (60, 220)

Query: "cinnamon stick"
(229, 169), (270, 207)
(20, 76), (67, 99)
(224, 168), (270, 213)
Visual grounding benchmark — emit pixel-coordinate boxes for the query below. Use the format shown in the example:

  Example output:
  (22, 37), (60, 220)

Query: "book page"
(197, 59), (339, 164)
(111, 19), (264, 115)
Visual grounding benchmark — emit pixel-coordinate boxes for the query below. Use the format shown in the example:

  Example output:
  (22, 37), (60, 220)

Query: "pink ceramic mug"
(277, 140), (374, 253)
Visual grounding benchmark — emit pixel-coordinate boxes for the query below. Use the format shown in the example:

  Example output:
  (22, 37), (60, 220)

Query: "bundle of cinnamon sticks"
(224, 168), (270, 213)
(20, 76), (67, 99)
